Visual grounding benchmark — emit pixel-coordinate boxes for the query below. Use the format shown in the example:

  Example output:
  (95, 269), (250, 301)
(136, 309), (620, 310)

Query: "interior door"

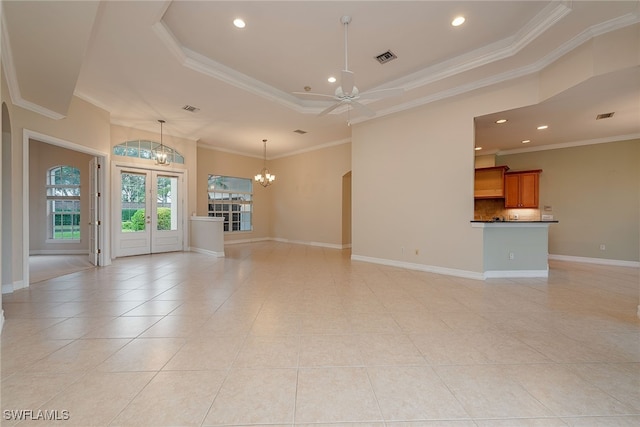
(116, 167), (183, 257)
(88, 157), (100, 265)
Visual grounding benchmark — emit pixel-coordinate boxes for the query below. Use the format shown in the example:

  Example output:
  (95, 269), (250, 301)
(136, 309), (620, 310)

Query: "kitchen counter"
(471, 220), (558, 278)
(471, 220), (559, 225)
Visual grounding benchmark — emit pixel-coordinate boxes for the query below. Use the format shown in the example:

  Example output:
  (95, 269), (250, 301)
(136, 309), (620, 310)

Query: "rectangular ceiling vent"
(182, 105), (200, 113)
(375, 50), (397, 64)
(596, 112), (614, 120)
(293, 129), (307, 134)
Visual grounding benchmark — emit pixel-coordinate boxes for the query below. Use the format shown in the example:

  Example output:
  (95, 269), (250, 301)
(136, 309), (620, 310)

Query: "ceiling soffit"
(154, 2), (637, 120)
(1, 1), (101, 119)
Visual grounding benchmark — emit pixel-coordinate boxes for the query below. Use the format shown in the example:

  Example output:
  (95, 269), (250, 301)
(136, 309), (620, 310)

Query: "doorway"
(21, 130), (109, 289)
(115, 166), (184, 257)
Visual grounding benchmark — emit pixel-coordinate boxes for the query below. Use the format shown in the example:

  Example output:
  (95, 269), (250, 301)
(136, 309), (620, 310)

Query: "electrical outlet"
(599, 244), (606, 251)
(509, 252), (515, 260)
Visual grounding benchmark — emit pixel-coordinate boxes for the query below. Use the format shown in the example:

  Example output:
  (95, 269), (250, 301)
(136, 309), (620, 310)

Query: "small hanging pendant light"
(254, 139), (275, 187)
(153, 119), (170, 165)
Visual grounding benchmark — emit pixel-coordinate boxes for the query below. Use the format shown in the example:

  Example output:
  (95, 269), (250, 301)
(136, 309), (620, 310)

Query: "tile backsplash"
(474, 199), (540, 221)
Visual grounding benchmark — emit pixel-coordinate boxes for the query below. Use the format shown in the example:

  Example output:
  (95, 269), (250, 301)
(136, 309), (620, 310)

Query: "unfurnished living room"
(1, 1), (639, 426)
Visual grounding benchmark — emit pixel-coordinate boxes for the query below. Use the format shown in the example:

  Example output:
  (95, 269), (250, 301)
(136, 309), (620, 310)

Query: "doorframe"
(22, 129), (110, 289)
(111, 160), (188, 259)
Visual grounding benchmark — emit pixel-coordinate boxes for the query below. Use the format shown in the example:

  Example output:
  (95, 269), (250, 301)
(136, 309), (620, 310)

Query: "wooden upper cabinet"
(504, 170), (541, 208)
(474, 166), (509, 199)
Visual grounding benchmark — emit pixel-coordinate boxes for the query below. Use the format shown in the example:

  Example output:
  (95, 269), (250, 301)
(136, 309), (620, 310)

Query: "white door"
(88, 157), (101, 265)
(116, 167), (184, 257)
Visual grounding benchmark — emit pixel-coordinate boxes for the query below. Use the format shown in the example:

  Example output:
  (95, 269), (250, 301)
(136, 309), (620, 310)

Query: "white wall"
(269, 142), (352, 248)
(351, 76), (540, 277)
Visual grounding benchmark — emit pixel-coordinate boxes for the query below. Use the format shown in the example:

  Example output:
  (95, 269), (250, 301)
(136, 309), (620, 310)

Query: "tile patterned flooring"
(1, 242), (639, 426)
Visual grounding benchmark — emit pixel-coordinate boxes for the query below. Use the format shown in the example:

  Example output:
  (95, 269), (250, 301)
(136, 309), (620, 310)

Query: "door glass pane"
(157, 175), (178, 231)
(121, 172), (146, 232)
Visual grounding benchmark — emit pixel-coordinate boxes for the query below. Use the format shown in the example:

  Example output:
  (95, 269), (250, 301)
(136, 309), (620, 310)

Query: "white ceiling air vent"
(293, 129), (307, 134)
(182, 105), (200, 113)
(596, 112), (614, 120)
(375, 50), (397, 64)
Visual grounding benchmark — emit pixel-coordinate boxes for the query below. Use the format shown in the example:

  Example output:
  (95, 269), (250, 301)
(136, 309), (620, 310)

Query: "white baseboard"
(0, 310), (4, 335)
(484, 269), (549, 279)
(271, 237), (346, 250)
(188, 247), (225, 257)
(224, 237), (271, 245)
(224, 237), (351, 250)
(2, 279), (26, 294)
(30, 250), (88, 255)
(351, 254), (484, 280)
(549, 254), (640, 268)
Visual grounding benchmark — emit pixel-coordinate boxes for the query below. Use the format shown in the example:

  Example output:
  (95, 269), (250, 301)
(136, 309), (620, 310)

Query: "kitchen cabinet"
(504, 170), (541, 208)
(474, 166), (509, 199)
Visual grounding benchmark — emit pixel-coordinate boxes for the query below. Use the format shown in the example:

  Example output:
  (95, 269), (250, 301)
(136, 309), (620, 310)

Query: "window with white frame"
(113, 140), (185, 164)
(207, 175), (252, 232)
(46, 166), (81, 241)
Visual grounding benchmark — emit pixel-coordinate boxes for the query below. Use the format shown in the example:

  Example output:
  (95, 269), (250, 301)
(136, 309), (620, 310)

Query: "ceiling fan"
(294, 15), (403, 118)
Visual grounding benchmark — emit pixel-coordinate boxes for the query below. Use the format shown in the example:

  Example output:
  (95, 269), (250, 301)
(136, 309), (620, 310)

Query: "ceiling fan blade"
(341, 70), (355, 95)
(293, 91), (337, 100)
(358, 87), (404, 100)
(318, 102), (343, 116)
(351, 101), (376, 117)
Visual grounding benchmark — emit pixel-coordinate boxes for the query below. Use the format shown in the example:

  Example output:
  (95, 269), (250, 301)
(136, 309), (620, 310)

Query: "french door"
(116, 167), (184, 257)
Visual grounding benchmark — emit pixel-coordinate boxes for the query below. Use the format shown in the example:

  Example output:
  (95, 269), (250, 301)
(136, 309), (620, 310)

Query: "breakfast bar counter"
(471, 220), (559, 278)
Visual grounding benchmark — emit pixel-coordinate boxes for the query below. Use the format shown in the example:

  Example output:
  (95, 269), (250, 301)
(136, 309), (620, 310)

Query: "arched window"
(113, 140), (184, 164)
(46, 166), (81, 241)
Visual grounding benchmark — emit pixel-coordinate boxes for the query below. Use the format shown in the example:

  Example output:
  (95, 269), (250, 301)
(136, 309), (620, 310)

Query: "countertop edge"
(471, 220), (558, 228)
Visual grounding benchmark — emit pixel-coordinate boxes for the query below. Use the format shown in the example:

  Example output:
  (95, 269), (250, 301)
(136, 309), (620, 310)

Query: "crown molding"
(496, 133), (640, 156)
(153, 20), (329, 115)
(197, 137), (351, 160)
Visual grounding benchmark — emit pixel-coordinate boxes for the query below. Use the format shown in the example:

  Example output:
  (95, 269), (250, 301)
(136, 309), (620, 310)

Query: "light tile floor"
(1, 242), (639, 426)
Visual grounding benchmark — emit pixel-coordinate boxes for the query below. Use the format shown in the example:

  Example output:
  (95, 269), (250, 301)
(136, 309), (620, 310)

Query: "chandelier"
(254, 139), (275, 187)
(152, 119), (170, 165)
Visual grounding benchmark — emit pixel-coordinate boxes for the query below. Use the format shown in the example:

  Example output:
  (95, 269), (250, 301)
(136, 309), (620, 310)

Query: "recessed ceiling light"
(522, 140), (531, 144)
(495, 119), (507, 124)
(537, 125), (548, 130)
(328, 76), (336, 83)
(474, 146), (483, 151)
(452, 16), (466, 27)
(233, 18), (246, 29)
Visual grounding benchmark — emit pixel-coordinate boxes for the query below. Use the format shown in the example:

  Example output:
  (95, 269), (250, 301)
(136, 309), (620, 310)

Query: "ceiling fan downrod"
(342, 15), (351, 72)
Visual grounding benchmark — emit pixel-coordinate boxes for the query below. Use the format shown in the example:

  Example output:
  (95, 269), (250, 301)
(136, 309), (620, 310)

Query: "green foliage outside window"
(122, 208), (171, 232)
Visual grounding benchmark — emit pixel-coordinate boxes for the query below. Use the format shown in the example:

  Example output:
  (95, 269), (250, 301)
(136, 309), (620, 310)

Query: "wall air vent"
(596, 112), (614, 120)
(375, 50), (397, 64)
(182, 105), (200, 113)
(293, 129), (307, 134)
